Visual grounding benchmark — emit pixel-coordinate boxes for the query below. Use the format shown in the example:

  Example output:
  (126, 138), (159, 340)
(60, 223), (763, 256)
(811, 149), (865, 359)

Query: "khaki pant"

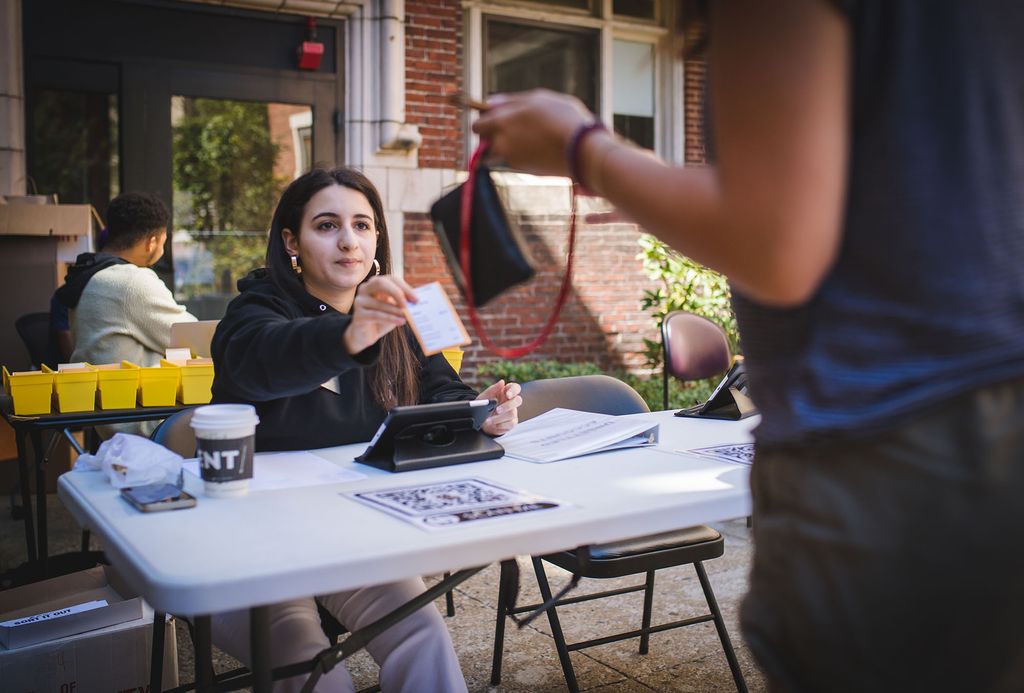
(211, 577), (467, 692)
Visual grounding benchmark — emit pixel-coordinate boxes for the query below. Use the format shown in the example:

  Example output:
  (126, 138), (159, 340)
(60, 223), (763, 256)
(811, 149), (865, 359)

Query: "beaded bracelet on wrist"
(566, 120), (608, 194)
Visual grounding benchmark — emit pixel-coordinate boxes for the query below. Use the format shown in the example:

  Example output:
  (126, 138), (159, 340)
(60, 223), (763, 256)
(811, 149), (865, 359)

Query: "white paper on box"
(0, 599), (108, 628)
(165, 347), (193, 364)
(0, 604), (179, 692)
(403, 281), (470, 355)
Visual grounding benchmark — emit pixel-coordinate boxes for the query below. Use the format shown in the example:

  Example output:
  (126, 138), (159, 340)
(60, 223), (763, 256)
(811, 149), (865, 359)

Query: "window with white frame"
(470, 0), (678, 157)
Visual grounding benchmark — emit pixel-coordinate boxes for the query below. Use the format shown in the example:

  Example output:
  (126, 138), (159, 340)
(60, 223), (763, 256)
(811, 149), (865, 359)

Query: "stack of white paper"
(497, 408), (659, 464)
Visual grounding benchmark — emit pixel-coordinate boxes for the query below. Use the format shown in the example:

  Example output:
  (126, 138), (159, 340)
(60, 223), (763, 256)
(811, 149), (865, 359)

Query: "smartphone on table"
(121, 483), (197, 512)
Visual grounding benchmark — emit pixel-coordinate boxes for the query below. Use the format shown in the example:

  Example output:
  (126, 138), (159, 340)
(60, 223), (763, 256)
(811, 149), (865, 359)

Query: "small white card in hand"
(404, 281), (471, 355)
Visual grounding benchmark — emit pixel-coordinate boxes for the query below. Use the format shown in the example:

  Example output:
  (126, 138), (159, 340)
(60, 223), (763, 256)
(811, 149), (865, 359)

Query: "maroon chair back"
(661, 311), (732, 409)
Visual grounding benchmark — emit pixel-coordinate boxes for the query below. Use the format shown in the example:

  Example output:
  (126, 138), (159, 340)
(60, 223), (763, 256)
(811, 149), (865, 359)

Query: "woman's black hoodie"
(211, 269), (477, 451)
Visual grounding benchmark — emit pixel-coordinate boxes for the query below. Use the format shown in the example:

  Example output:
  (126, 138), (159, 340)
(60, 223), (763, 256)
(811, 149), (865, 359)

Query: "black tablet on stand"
(355, 400), (504, 472)
(674, 359), (758, 421)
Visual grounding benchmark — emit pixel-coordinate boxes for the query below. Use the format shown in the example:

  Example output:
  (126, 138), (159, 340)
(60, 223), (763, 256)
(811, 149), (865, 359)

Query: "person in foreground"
(209, 166), (520, 692)
(473, 2), (1024, 692)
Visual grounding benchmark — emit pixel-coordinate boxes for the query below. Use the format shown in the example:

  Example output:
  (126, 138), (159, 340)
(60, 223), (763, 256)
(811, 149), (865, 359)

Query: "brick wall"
(267, 103), (310, 181)
(684, 56), (708, 165)
(403, 212), (660, 384)
(405, 0), (463, 168)
(401, 2), (707, 383)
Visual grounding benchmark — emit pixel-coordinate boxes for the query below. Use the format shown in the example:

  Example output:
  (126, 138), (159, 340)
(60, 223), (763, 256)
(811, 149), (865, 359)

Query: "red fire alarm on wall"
(297, 17), (324, 71)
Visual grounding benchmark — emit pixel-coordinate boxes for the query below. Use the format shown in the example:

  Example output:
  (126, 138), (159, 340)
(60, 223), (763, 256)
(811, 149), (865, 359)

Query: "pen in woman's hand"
(447, 91), (489, 112)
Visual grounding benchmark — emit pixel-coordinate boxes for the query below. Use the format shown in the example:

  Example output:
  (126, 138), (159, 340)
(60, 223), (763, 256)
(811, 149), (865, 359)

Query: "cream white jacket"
(70, 263), (196, 368)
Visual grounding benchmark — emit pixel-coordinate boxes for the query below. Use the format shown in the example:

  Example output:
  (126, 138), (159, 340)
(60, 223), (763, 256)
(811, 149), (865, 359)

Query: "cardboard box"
(0, 201), (93, 237)
(0, 567), (178, 692)
(0, 566), (142, 649)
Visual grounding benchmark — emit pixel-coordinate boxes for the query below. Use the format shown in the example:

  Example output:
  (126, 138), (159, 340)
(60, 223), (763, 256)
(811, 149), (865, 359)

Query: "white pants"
(210, 577), (467, 693)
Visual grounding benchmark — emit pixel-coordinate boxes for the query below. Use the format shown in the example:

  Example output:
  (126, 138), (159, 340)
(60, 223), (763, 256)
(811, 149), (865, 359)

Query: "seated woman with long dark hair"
(208, 166), (521, 692)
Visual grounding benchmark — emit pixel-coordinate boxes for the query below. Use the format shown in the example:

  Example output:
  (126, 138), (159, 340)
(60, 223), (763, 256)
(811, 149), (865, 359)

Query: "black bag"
(430, 164), (535, 307)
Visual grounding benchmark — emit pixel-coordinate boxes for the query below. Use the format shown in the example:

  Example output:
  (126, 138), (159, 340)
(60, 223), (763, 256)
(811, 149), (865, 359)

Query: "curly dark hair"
(103, 192), (169, 251)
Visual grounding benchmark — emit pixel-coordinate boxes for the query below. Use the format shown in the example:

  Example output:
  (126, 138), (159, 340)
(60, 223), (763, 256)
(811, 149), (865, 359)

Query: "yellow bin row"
(2, 359), (215, 416)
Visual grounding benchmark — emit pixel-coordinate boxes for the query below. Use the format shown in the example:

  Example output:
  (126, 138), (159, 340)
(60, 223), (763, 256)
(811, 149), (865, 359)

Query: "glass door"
(159, 64), (339, 319)
(171, 96), (314, 318)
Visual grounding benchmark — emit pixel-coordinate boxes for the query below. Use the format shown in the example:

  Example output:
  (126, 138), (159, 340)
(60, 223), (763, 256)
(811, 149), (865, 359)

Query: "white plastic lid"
(190, 403), (260, 431)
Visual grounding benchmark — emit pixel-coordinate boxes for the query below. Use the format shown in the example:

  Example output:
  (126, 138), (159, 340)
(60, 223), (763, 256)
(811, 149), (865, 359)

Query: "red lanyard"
(459, 141), (578, 358)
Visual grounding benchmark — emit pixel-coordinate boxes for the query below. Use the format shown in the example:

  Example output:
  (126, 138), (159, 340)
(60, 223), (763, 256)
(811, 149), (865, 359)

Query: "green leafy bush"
(637, 234), (739, 366)
(635, 234), (739, 408)
(476, 360), (602, 384)
(472, 236), (738, 412)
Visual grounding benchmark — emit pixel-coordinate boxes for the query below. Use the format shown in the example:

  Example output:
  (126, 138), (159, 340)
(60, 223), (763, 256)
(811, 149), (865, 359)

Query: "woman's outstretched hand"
(343, 276), (417, 355)
(472, 89), (593, 177)
(477, 379), (522, 437)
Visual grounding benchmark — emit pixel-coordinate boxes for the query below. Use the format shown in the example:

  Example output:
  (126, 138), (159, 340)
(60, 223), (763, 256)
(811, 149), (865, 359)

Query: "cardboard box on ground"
(0, 566), (178, 692)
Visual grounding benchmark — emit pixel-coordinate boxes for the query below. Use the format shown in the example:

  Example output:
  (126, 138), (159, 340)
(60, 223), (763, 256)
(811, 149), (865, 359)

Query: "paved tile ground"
(0, 493), (766, 692)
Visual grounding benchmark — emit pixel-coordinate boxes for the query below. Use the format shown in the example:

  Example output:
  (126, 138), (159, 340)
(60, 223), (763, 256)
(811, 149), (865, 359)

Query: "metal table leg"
(251, 606), (272, 693)
(194, 615), (214, 692)
(150, 612), (166, 693)
(29, 429), (47, 571)
(13, 427), (37, 564)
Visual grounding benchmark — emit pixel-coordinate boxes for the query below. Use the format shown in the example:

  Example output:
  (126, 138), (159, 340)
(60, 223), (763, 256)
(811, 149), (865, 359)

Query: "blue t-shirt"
(735, 0), (1024, 443)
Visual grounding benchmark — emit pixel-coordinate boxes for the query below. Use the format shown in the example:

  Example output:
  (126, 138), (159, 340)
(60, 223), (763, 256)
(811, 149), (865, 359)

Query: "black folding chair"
(490, 375), (747, 693)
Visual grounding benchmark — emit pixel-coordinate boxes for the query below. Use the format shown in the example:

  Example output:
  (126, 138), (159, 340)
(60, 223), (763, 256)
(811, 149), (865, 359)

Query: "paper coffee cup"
(190, 404), (259, 498)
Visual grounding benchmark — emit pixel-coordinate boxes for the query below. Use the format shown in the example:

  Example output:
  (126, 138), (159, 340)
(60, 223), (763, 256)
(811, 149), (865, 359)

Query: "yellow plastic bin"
(5, 366), (54, 415)
(94, 361), (141, 410)
(139, 362), (180, 407)
(43, 364), (98, 413)
(441, 348), (464, 374)
(175, 358), (214, 405)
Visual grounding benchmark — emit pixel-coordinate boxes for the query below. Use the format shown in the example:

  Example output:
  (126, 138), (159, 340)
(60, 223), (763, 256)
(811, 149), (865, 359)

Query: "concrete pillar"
(0, 0), (25, 196)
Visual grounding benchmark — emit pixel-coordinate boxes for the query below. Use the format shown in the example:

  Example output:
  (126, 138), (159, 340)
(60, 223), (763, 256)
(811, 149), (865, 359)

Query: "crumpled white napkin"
(73, 433), (183, 488)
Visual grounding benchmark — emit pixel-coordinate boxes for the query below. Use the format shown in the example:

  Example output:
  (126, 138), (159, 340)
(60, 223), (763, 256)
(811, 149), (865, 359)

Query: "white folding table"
(58, 410), (757, 691)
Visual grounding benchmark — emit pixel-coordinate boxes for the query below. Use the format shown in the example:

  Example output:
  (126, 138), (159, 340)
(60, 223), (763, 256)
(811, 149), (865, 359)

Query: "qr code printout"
(688, 443), (755, 467)
(358, 479), (526, 517)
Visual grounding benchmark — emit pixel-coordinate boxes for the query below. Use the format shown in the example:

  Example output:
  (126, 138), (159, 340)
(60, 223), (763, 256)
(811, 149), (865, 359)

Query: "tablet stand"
(674, 362), (758, 421)
(357, 416), (504, 473)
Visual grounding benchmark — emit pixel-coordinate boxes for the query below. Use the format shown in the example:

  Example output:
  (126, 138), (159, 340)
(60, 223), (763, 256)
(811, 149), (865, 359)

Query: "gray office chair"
(490, 375), (747, 693)
(150, 407), (197, 457)
(661, 310), (732, 410)
(15, 311), (60, 370)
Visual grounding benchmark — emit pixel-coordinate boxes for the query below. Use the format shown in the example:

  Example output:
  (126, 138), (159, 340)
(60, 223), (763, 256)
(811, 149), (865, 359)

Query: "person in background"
(55, 191), (196, 369)
(472, 1), (1024, 691)
(53, 192), (195, 436)
(49, 222), (110, 364)
(48, 294), (73, 364)
(208, 166), (520, 691)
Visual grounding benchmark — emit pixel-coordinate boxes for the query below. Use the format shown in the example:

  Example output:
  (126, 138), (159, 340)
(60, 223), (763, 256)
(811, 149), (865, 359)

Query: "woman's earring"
(290, 255), (302, 275)
(372, 258), (381, 276)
